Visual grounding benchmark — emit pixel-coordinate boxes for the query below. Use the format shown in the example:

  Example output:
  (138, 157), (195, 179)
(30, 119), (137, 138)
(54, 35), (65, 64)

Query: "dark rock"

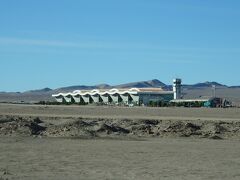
(141, 119), (159, 125)
(185, 122), (201, 130)
(33, 117), (43, 124)
(209, 135), (223, 140)
(214, 123), (228, 134)
(26, 122), (46, 135)
(97, 123), (130, 134)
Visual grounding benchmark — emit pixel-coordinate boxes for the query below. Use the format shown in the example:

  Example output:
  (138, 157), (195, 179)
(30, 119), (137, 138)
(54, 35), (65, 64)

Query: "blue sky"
(0, 0), (240, 92)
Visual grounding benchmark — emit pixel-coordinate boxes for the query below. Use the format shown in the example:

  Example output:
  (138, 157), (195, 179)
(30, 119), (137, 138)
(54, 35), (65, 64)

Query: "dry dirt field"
(1, 103), (240, 120)
(1, 104), (240, 180)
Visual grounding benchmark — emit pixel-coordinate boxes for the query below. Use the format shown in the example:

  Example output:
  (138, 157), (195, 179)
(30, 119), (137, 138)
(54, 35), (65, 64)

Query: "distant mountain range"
(22, 79), (235, 93)
(24, 79), (237, 93)
(50, 79), (167, 93)
(0, 79), (240, 104)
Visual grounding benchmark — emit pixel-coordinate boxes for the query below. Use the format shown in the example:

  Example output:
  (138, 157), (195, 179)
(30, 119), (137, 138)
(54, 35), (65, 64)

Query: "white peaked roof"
(53, 88), (138, 97)
(52, 88), (171, 97)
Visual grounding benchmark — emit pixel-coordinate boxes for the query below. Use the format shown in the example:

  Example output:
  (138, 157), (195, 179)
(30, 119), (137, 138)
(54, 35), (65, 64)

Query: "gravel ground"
(1, 137), (240, 180)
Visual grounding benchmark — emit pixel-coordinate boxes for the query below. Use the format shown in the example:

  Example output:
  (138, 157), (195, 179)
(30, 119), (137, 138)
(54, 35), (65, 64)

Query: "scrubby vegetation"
(35, 101), (88, 106)
(35, 100), (215, 108)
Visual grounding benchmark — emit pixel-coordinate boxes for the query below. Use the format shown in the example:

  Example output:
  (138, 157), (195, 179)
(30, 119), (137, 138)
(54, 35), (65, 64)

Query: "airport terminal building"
(52, 79), (182, 105)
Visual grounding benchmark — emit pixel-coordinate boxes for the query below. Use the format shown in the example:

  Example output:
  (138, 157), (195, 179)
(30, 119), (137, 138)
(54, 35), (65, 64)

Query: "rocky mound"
(0, 116), (46, 136)
(1, 115), (240, 139)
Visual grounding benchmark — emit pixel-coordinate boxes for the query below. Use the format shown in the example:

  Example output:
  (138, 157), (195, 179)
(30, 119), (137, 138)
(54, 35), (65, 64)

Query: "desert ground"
(1, 104), (240, 179)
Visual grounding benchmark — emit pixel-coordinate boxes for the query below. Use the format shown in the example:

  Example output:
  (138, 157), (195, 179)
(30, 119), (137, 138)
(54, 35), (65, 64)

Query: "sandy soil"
(0, 104), (240, 179)
(1, 137), (240, 180)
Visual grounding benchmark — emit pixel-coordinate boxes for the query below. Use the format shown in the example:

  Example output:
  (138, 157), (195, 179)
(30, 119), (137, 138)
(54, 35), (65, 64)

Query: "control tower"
(173, 79), (182, 100)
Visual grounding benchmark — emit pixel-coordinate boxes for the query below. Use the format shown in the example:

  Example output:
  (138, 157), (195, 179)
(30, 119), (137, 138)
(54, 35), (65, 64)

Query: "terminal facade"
(52, 79), (182, 106)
